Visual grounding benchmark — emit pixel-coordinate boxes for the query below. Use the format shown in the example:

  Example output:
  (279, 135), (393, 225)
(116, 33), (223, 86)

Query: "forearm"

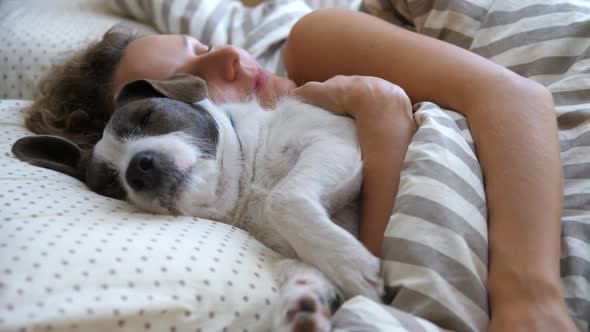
(470, 80), (564, 309)
(289, 76), (417, 257)
(355, 99), (416, 257)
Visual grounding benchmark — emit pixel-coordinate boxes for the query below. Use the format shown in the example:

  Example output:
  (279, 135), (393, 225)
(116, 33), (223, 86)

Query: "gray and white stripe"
(378, 0), (590, 331)
(382, 105), (488, 332)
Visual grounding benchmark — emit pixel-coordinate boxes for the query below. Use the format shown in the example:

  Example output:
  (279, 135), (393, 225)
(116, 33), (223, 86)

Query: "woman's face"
(113, 34), (296, 107)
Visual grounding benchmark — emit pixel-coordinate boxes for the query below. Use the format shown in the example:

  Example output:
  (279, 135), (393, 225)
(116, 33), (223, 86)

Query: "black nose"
(126, 151), (162, 192)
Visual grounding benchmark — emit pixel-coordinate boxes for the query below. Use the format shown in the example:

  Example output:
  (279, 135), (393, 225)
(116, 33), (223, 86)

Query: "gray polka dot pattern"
(0, 101), (281, 330)
(0, 0), (155, 100)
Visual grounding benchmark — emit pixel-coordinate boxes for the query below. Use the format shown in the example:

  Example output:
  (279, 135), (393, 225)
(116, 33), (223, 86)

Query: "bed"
(0, 0), (588, 331)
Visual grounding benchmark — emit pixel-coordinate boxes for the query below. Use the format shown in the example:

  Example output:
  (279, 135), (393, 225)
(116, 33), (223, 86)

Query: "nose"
(126, 151), (162, 192)
(194, 45), (240, 82)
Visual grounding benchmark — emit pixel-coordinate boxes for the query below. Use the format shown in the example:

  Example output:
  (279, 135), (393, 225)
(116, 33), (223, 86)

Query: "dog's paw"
(273, 277), (337, 332)
(326, 246), (385, 302)
(342, 264), (385, 302)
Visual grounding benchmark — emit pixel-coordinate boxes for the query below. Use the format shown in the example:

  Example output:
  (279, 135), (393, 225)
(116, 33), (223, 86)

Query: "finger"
(288, 82), (323, 98)
(288, 83), (330, 108)
(287, 81), (348, 116)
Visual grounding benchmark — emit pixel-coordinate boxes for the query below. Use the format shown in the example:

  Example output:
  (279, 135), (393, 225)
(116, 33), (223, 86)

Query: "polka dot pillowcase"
(0, 0), (155, 100)
(0, 100), (283, 331)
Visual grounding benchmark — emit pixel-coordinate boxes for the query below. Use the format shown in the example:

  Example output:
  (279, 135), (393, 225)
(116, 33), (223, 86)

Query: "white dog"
(12, 75), (384, 331)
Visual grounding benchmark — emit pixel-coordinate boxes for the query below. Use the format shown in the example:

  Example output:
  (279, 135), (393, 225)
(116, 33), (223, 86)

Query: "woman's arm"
(289, 76), (416, 256)
(283, 8), (575, 331)
(353, 84), (415, 256)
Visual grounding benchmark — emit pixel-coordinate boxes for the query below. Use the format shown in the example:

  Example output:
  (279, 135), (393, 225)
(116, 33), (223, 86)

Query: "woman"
(25, 6), (576, 332)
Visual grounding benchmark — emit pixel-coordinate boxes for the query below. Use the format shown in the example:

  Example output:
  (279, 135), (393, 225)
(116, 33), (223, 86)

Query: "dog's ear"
(116, 74), (208, 107)
(12, 135), (85, 180)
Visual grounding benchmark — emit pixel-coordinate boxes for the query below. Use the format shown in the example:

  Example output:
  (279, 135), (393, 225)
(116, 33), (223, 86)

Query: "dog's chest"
(229, 110), (303, 256)
(222, 98), (361, 257)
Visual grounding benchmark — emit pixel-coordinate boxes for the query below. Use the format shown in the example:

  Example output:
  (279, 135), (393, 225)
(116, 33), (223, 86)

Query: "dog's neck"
(172, 100), (245, 221)
(220, 100), (273, 224)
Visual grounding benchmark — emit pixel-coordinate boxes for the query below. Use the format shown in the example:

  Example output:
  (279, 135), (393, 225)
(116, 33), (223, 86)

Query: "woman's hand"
(289, 75), (411, 119)
(291, 75), (416, 256)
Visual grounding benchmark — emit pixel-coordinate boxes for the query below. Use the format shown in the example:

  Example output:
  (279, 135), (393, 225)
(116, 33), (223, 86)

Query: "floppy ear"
(12, 135), (85, 180)
(116, 74), (208, 107)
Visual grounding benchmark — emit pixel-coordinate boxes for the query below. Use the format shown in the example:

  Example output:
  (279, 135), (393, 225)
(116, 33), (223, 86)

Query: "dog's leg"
(331, 202), (360, 238)
(272, 259), (342, 332)
(265, 144), (384, 301)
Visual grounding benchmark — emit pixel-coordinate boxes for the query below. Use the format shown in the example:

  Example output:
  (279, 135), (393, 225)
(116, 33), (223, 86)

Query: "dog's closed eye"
(141, 110), (153, 128)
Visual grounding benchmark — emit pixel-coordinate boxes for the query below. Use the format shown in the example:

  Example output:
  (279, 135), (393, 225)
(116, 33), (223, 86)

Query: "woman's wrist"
(488, 264), (563, 307)
(489, 287), (576, 332)
(354, 83), (415, 256)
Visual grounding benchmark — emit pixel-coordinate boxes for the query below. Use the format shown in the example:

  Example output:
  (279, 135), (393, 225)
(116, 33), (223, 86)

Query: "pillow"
(0, 0), (155, 100)
(0, 100), (282, 332)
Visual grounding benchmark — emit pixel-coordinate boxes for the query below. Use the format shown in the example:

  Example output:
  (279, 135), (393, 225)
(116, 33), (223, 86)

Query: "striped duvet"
(110, 0), (590, 331)
(369, 1), (590, 331)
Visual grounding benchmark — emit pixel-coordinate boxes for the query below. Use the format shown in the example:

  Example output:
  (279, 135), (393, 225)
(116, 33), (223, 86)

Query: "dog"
(13, 74), (384, 331)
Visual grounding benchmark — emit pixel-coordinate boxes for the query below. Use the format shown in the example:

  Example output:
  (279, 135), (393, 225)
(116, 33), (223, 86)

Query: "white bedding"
(2, 0), (589, 331)
(0, 99), (284, 331)
(0, 0), (282, 331)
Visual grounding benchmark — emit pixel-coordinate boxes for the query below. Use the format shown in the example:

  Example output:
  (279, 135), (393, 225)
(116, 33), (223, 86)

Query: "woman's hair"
(24, 26), (139, 150)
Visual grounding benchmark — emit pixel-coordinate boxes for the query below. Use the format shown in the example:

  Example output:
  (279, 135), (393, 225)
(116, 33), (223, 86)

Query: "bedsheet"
(1, 0), (589, 331)
(111, 0), (590, 330)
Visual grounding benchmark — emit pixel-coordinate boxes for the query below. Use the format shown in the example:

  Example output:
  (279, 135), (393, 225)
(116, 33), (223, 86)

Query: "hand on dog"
(289, 75), (411, 119)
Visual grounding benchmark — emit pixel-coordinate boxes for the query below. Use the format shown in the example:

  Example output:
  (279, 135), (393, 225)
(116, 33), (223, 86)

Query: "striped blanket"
(363, 1), (590, 331)
(107, 0), (590, 331)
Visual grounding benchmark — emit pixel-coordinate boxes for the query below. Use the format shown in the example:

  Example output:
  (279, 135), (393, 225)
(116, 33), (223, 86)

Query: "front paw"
(338, 251), (384, 301)
(315, 245), (384, 301)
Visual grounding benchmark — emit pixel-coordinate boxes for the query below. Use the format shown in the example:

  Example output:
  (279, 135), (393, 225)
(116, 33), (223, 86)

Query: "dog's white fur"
(95, 97), (383, 330)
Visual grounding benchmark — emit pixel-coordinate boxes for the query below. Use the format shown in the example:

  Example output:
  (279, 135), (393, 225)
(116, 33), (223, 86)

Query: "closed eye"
(141, 110), (152, 127)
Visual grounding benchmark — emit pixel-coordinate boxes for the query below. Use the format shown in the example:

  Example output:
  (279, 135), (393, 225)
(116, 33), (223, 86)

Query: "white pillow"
(0, 100), (282, 331)
(0, 0), (155, 100)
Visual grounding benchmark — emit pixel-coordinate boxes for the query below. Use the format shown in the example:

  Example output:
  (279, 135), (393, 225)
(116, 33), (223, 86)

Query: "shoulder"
(282, 8), (421, 86)
(282, 8), (366, 84)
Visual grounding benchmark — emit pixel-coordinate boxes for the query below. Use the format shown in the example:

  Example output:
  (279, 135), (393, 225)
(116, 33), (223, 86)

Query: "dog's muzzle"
(126, 150), (165, 192)
(125, 150), (187, 196)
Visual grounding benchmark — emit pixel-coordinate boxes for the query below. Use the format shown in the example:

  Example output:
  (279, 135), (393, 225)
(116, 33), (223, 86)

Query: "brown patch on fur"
(295, 278), (311, 285)
(322, 307), (331, 319)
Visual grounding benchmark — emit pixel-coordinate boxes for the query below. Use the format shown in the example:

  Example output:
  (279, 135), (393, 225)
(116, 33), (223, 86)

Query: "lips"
(254, 68), (267, 93)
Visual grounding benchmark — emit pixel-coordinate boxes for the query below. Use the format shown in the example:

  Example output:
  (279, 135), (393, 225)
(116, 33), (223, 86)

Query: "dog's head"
(13, 74), (240, 217)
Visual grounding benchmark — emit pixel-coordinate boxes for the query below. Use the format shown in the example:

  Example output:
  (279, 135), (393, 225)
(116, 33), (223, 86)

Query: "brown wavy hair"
(24, 26), (139, 151)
